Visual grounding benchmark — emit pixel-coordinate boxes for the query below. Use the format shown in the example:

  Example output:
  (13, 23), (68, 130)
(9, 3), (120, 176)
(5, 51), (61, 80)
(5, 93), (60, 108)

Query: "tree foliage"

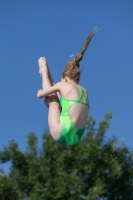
(0, 111), (133, 200)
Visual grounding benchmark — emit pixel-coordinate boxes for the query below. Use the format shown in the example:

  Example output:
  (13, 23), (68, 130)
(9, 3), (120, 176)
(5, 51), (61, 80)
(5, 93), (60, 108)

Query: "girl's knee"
(49, 124), (62, 141)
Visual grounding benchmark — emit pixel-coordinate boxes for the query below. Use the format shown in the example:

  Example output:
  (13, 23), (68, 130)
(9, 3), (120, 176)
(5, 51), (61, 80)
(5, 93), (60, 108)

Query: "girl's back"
(60, 81), (89, 130)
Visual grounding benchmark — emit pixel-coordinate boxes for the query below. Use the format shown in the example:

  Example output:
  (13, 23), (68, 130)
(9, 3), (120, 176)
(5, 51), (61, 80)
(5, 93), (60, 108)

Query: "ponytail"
(62, 28), (100, 83)
(75, 28), (100, 64)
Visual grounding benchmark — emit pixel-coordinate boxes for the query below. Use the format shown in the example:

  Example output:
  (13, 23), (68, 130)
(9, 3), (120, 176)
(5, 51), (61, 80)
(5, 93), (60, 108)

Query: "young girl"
(37, 28), (99, 146)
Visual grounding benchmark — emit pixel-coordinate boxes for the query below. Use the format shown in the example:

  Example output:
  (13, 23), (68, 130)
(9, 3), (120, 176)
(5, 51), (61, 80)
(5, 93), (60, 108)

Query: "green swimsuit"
(58, 84), (89, 146)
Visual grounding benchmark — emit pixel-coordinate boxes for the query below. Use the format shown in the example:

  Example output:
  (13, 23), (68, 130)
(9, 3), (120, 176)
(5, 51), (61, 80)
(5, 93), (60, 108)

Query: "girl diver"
(37, 28), (99, 145)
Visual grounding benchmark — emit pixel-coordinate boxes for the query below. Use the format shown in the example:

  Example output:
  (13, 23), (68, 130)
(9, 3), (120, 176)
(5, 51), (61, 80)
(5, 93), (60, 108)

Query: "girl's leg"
(38, 57), (53, 90)
(39, 58), (60, 99)
(38, 57), (62, 141)
(46, 62), (61, 99)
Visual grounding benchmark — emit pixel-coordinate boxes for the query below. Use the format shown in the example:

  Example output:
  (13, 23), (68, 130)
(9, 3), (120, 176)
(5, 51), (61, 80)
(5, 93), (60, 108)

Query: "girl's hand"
(44, 97), (50, 107)
(44, 95), (59, 107)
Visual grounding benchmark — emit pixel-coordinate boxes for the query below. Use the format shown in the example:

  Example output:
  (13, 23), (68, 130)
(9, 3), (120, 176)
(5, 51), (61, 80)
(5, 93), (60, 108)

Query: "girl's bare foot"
(38, 57), (48, 77)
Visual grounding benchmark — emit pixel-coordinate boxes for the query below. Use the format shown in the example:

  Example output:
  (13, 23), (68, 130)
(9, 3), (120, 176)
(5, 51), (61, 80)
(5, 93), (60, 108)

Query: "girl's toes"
(38, 57), (47, 65)
(38, 57), (48, 74)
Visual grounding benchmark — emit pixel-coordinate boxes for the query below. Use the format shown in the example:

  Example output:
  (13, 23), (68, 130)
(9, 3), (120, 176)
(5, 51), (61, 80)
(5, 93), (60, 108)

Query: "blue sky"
(0, 1), (133, 172)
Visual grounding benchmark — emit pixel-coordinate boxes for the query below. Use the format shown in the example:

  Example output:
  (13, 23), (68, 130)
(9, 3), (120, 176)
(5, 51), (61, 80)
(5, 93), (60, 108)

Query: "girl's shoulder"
(58, 81), (87, 92)
(56, 81), (76, 97)
(74, 83), (87, 93)
(56, 81), (87, 94)
(56, 81), (74, 88)
(54, 81), (73, 93)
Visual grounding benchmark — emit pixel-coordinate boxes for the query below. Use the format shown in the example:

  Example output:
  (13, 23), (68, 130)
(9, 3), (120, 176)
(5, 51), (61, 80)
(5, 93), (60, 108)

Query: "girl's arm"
(37, 82), (62, 98)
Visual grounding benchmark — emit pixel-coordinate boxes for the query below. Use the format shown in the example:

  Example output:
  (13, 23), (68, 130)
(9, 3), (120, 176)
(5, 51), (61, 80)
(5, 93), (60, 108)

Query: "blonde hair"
(62, 28), (99, 83)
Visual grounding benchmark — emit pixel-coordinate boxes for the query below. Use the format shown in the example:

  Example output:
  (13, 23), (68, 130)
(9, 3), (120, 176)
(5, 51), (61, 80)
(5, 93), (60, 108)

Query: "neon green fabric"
(58, 84), (89, 146)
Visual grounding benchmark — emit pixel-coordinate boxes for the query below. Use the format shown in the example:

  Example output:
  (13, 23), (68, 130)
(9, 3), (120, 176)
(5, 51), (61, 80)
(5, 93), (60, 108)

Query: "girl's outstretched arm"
(37, 82), (62, 98)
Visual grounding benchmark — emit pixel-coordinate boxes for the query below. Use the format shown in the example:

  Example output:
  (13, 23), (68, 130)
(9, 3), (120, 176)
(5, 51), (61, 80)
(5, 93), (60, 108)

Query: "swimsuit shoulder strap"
(72, 83), (89, 107)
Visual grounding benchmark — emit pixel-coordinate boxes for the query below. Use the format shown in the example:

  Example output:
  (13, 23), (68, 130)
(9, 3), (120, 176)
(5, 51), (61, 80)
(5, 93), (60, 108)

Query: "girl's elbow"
(37, 93), (40, 98)
(37, 90), (43, 98)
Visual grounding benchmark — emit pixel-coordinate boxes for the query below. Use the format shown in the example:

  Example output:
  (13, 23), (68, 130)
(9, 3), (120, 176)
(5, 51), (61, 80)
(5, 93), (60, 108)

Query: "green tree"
(0, 112), (133, 200)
